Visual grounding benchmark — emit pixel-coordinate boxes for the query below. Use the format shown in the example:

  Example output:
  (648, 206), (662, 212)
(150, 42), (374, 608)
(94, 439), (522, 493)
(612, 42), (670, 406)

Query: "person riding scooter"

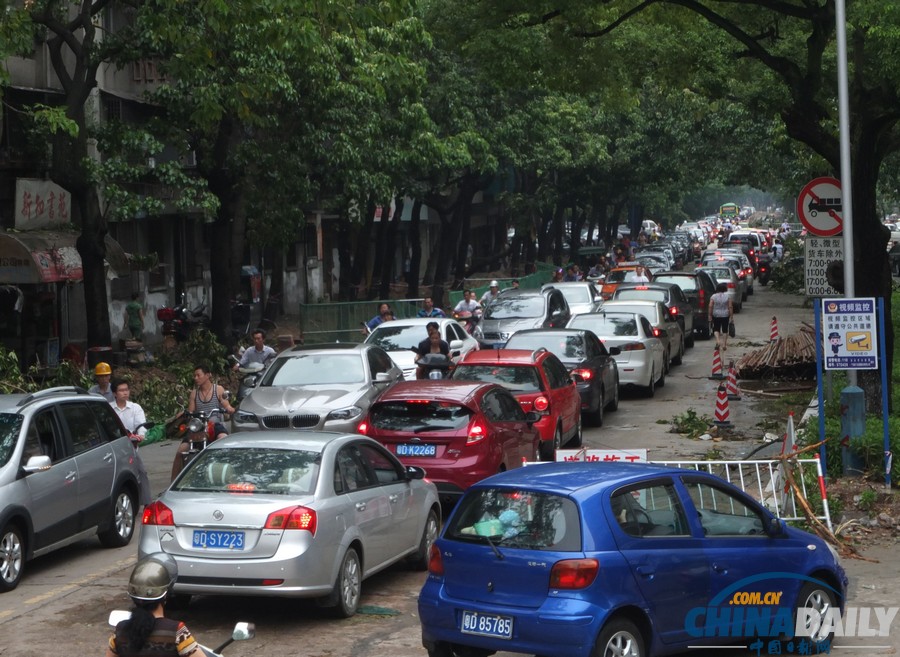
(415, 323), (450, 379)
(171, 365), (235, 480)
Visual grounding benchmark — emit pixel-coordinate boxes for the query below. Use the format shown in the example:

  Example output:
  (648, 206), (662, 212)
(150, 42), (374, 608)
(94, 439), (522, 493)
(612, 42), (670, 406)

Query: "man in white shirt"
(453, 289), (481, 315)
(110, 378), (151, 504)
(233, 329), (277, 370)
(480, 281), (501, 307)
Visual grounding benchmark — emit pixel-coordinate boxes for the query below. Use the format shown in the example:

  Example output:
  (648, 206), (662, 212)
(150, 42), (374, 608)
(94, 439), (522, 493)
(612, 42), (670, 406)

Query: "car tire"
(686, 331), (695, 348)
(587, 386), (604, 427)
(409, 510), (439, 571)
(644, 366), (656, 398)
(792, 581), (838, 644)
(321, 548), (362, 618)
(742, 291), (748, 301)
(167, 593), (192, 609)
(570, 417), (583, 447)
(606, 378), (619, 412)
(672, 338), (684, 366)
(0, 522), (25, 592)
(540, 427), (562, 461)
(657, 362), (666, 388)
(748, 285), (755, 296)
(98, 486), (137, 548)
(593, 617), (645, 657)
(734, 301), (742, 314)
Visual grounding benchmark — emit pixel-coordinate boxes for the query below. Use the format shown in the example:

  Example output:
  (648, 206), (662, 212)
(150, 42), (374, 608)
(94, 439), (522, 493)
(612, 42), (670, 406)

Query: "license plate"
(461, 610), (514, 639)
(492, 343), (505, 350)
(192, 530), (245, 550)
(396, 443), (436, 457)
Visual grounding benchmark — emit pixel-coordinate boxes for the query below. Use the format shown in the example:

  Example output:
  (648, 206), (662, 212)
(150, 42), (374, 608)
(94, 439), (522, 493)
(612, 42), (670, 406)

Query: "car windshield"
(606, 270), (633, 283)
(370, 401), (473, 432)
(557, 287), (591, 305)
(368, 324), (431, 351)
(615, 289), (667, 303)
(569, 314), (638, 337)
(654, 275), (697, 292)
(452, 364), (543, 392)
(0, 414), (23, 469)
(446, 488), (581, 551)
(506, 333), (585, 361)
(262, 353), (365, 385)
(484, 296), (544, 320)
(174, 447), (321, 494)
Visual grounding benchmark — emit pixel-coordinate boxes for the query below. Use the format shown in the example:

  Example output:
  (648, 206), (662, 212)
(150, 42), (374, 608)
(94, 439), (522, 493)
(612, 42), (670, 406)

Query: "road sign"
(821, 297), (878, 370)
(797, 177), (843, 236)
(804, 237), (842, 297)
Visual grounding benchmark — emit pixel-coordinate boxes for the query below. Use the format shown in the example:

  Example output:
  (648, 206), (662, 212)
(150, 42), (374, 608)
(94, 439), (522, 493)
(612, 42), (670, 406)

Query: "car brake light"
(533, 396), (550, 414)
(356, 420), (369, 435)
(652, 328), (662, 337)
(142, 501), (174, 526)
(727, 282), (735, 289)
(468, 418), (487, 444)
(622, 342), (646, 351)
(549, 558), (599, 589)
(669, 306), (678, 316)
(698, 289), (706, 309)
(428, 543), (444, 575)
(265, 506), (317, 534)
(571, 367), (594, 381)
(634, 285), (648, 290)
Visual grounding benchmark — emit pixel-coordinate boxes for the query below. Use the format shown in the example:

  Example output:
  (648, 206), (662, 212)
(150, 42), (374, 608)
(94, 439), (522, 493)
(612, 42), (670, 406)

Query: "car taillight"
(669, 306), (678, 317)
(571, 367), (594, 381)
(727, 282), (735, 289)
(652, 327), (662, 337)
(622, 342), (646, 351)
(356, 420), (369, 435)
(467, 418), (487, 444)
(533, 396), (550, 414)
(142, 501), (174, 526)
(549, 559), (599, 589)
(428, 543), (444, 575)
(265, 506), (317, 534)
(744, 267), (752, 276)
(698, 289), (706, 309)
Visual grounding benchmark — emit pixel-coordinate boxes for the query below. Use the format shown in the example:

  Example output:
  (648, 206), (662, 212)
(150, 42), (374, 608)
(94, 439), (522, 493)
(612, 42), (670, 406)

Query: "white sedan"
(567, 310), (666, 397)
(365, 317), (479, 380)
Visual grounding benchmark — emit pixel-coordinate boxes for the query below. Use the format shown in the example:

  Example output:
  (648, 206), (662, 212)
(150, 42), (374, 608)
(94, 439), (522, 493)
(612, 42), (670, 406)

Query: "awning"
(0, 231), (129, 284)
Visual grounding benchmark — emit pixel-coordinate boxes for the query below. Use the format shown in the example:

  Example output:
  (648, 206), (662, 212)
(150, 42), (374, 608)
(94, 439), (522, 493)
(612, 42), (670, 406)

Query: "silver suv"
(0, 386), (142, 591)
(474, 287), (571, 349)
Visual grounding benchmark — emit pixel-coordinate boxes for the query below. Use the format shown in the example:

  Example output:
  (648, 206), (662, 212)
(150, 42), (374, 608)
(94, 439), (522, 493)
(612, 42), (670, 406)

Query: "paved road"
(6, 282), (899, 657)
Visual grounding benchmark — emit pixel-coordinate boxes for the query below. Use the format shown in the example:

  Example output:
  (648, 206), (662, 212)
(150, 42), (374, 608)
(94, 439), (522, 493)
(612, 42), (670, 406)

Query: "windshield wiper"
(478, 534), (505, 560)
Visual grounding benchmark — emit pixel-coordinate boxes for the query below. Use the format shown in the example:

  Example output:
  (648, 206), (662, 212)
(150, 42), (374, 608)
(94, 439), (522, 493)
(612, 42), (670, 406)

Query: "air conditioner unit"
(180, 150), (197, 167)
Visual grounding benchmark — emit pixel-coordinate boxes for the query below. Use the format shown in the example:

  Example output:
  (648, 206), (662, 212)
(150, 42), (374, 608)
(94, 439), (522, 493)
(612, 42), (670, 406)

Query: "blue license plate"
(461, 610), (514, 639)
(192, 530), (245, 550)
(396, 443), (436, 457)
(492, 343), (505, 350)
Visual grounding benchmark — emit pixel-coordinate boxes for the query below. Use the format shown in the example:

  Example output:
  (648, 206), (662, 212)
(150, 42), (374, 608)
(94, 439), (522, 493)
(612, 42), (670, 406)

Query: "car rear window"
(367, 324), (432, 351)
(558, 287), (591, 305)
(174, 447), (320, 494)
(606, 269), (633, 283)
(370, 401), (473, 432)
(705, 269), (733, 283)
(654, 275), (698, 292)
(615, 289), (666, 303)
(569, 315), (638, 337)
(506, 333), (585, 361)
(446, 488), (581, 551)
(452, 364), (543, 392)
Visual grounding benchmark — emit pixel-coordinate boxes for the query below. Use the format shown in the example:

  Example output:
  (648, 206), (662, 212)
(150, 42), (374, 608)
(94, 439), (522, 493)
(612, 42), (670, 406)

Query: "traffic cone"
(726, 361), (741, 401)
(770, 316), (779, 341)
(710, 347), (724, 379)
(714, 384), (732, 427)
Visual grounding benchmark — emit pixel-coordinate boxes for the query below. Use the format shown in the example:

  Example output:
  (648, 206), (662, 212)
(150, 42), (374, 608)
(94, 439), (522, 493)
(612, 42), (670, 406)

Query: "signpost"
(821, 297), (878, 370)
(797, 177), (843, 236)
(804, 237), (843, 297)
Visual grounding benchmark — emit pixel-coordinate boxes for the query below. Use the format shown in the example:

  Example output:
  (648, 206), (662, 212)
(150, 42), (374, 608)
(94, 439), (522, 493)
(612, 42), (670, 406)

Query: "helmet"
(490, 280), (499, 288)
(127, 553), (178, 602)
(94, 362), (112, 376)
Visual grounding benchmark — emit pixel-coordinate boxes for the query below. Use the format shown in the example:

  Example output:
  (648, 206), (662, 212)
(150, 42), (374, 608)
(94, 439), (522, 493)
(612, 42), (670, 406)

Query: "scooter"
(416, 352), (455, 380)
(173, 408), (226, 479)
(157, 291), (210, 342)
(453, 308), (482, 336)
(108, 611), (254, 656)
(757, 258), (772, 286)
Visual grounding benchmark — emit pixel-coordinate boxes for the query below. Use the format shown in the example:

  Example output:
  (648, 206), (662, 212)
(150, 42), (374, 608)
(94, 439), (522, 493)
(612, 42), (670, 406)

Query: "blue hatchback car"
(419, 462), (847, 657)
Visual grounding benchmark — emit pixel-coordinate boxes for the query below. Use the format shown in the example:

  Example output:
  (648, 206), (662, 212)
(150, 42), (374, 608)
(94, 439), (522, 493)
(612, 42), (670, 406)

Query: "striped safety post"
(710, 347), (724, 379)
(770, 316), (779, 341)
(713, 384), (732, 427)
(726, 361), (741, 400)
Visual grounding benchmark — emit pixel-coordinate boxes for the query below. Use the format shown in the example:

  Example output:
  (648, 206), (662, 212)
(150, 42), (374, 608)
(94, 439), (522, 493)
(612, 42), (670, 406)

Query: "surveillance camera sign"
(821, 297), (878, 370)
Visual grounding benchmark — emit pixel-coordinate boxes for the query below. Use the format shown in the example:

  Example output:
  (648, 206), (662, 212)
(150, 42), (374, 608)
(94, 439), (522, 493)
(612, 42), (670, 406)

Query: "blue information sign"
(821, 297), (878, 370)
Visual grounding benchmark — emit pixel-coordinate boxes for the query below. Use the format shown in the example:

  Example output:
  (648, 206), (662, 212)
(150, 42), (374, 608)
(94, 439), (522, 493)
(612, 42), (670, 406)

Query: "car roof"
(282, 343), (368, 353)
(458, 348), (549, 365)
(473, 461), (700, 495)
(373, 380), (496, 404)
(370, 317), (455, 328)
(0, 386), (101, 414)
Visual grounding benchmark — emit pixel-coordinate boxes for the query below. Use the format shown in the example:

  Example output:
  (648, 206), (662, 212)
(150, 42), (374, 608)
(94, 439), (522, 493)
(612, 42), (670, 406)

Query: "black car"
(652, 270), (717, 339)
(504, 328), (620, 426)
(610, 281), (696, 347)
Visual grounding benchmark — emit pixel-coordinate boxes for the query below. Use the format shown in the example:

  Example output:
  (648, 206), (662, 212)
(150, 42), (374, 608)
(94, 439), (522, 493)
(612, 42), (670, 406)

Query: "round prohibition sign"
(797, 176), (843, 236)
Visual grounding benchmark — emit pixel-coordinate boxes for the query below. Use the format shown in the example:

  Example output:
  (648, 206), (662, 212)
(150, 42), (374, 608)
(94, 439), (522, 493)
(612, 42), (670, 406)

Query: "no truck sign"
(797, 177), (843, 236)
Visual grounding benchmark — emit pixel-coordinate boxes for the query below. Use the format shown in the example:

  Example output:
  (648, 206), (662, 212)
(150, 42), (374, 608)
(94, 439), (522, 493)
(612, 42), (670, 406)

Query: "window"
(59, 404), (106, 455)
(357, 443), (402, 484)
(542, 356), (571, 389)
(610, 482), (689, 538)
(335, 447), (372, 492)
(88, 402), (127, 441)
(30, 411), (60, 462)
(496, 390), (526, 422)
(683, 479), (765, 536)
(480, 390), (505, 423)
(367, 348), (394, 377)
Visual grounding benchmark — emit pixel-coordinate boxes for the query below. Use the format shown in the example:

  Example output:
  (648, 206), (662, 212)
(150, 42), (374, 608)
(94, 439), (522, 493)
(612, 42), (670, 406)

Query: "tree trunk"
(74, 187), (112, 347)
(263, 248), (284, 325)
(370, 199), (389, 298)
(351, 199), (376, 299)
(379, 196), (403, 299)
(337, 213), (355, 301)
(552, 203), (565, 266)
(406, 199), (423, 298)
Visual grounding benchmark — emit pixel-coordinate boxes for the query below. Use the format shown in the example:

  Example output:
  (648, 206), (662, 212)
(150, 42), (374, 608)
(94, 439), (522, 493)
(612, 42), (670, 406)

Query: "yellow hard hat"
(94, 362), (112, 376)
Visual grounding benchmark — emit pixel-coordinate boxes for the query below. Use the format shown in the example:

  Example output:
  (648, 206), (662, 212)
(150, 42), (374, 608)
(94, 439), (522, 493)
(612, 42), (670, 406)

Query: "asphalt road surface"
(5, 282), (900, 657)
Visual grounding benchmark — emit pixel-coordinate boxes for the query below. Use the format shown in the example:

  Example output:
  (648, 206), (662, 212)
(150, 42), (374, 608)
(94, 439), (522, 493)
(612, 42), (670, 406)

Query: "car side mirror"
(242, 373), (262, 388)
(23, 455), (52, 473)
(405, 465), (427, 480)
(766, 516), (787, 537)
(608, 346), (621, 356)
(449, 339), (463, 350)
(374, 372), (393, 383)
(524, 411), (541, 426)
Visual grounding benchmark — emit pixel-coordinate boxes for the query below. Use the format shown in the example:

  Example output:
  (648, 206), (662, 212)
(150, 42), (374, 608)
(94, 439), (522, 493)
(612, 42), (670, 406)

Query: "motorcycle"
(157, 291), (210, 342)
(757, 258), (772, 286)
(415, 352), (458, 380)
(454, 308), (482, 336)
(172, 408), (227, 479)
(108, 611), (255, 657)
(228, 354), (272, 403)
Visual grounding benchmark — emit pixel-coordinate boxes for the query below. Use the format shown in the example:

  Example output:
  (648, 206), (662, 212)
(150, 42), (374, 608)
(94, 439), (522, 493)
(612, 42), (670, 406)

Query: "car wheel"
(540, 426), (562, 461)
(322, 548), (362, 618)
(748, 285), (755, 296)
(792, 581), (838, 644)
(0, 523), (25, 592)
(686, 331), (695, 348)
(644, 366), (656, 398)
(593, 618), (645, 657)
(606, 377), (619, 412)
(657, 362), (666, 388)
(587, 386), (604, 427)
(672, 338), (684, 366)
(570, 416), (583, 447)
(742, 291), (748, 301)
(409, 509), (439, 571)
(98, 487), (137, 548)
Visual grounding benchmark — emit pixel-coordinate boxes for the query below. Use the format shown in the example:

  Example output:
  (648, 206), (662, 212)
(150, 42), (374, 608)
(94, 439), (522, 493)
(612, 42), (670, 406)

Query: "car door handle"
(389, 494), (399, 504)
(65, 470), (77, 481)
(355, 502), (367, 511)
(635, 566), (655, 577)
(103, 452), (114, 462)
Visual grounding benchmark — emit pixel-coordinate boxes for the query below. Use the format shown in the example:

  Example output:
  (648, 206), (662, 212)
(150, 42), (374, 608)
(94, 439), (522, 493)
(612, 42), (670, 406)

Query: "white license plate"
(192, 530), (245, 550)
(396, 443), (436, 457)
(461, 610), (514, 639)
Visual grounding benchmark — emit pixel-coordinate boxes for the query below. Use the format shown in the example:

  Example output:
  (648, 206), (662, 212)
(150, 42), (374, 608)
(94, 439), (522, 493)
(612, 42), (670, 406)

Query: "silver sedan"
(139, 431), (440, 616)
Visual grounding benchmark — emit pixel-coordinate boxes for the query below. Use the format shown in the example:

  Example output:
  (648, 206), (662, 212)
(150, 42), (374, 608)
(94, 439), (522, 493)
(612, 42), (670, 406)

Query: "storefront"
(0, 230), (129, 370)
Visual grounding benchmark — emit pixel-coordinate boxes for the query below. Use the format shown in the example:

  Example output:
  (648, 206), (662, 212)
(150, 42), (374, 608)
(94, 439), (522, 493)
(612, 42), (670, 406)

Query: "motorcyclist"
(171, 365), (235, 480)
(415, 322), (450, 379)
(104, 553), (200, 657)
(232, 329), (276, 371)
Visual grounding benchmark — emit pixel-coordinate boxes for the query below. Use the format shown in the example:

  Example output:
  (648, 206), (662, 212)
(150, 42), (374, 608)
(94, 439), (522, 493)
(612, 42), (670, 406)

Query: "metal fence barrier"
(298, 298), (424, 344)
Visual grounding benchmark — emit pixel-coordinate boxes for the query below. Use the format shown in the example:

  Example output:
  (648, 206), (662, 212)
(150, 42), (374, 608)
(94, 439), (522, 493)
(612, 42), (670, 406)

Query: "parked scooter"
(108, 611), (255, 657)
(157, 291), (210, 342)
